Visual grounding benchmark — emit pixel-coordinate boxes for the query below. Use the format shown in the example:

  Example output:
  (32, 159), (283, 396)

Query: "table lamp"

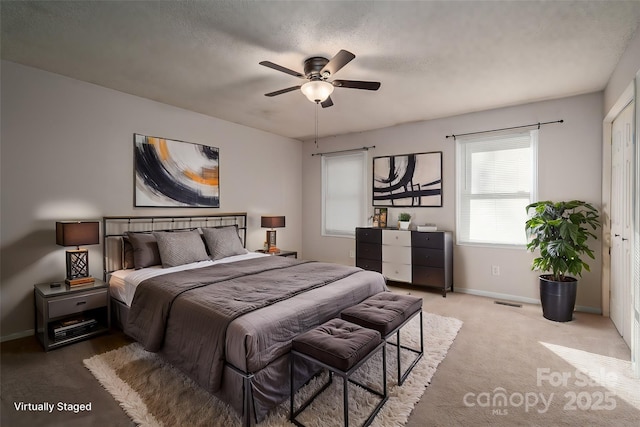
(56, 221), (99, 286)
(261, 216), (285, 254)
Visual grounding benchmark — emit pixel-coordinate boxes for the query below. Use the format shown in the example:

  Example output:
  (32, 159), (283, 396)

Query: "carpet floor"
(2, 290), (636, 426)
(84, 312), (462, 427)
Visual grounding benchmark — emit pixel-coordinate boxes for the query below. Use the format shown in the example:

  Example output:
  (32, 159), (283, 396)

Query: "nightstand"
(34, 279), (110, 351)
(255, 249), (298, 259)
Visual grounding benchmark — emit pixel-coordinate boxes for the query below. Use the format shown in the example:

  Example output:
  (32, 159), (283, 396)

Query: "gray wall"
(604, 23), (640, 114)
(302, 92), (604, 312)
(3, 25), (639, 339)
(0, 61), (302, 340)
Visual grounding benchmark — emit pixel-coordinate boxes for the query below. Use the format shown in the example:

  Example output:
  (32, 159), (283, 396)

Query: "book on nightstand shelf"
(51, 317), (98, 338)
(65, 276), (96, 287)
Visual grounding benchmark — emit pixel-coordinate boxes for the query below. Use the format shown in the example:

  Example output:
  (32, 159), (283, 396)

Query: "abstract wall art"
(373, 151), (442, 207)
(134, 134), (220, 207)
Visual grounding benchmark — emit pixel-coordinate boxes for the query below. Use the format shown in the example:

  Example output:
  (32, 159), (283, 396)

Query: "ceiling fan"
(259, 49), (381, 108)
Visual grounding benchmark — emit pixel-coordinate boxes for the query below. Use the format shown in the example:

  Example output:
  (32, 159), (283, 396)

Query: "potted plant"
(525, 200), (600, 322)
(398, 212), (411, 230)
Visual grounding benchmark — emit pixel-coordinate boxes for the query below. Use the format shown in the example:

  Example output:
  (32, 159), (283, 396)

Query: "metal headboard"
(102, 212), (247, 280)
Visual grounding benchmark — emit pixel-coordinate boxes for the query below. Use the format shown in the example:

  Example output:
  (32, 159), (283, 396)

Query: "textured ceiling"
(2, 1), (640, 141)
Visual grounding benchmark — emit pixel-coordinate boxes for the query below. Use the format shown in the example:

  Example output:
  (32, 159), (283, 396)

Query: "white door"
(610, 101), (634, 348)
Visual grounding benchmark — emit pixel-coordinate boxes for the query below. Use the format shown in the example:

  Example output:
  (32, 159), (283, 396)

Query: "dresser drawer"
(383, 230), (411, 246)
(48, 289), (108, 319)
(356, 258), (382, 273)
(412, 266), (445, 287)
(356, 242), (381, 261)
(412, 247), (445, 268)
(412, 231), (444, 249)
(383, 262), (412, 282)
(356, 227), (382, 244)
(382, 245), (411, 264)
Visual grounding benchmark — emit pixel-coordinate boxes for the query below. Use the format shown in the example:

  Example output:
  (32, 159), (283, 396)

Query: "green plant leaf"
(524, 200), (600, 279)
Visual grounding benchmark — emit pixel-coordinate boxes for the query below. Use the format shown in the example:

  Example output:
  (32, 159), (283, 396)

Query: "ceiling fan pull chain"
(315, 101), (319, 149)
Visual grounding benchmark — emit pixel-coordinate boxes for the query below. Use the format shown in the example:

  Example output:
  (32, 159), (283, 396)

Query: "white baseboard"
(574, 305), (603, 315)
(455, 288), (602, 315)
(1, 329), (34, 343)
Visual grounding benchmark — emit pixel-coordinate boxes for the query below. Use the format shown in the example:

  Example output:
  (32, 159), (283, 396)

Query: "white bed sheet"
(108, 251), (268, 306)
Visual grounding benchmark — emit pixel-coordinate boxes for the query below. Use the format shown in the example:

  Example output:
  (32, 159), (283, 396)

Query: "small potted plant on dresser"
(398, 212), (411, 230)
(525, 200), (600, 322)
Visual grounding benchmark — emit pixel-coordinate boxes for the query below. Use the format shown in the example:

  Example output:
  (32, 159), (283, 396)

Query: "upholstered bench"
(290, 318), (388, 427)
(341, 292), (423, 385)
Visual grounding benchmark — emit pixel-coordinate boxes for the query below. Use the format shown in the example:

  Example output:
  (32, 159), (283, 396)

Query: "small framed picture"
(373, 207), (388, 228)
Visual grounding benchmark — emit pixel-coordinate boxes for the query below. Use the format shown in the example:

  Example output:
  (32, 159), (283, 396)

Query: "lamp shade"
(56, 221), (99, 247)
(261, 216), (286, 229)
(301, 80), (334, 103)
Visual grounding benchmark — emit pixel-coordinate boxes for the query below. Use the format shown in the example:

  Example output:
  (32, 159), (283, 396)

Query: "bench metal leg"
(290, 342), (388, 427)
(389, 310), (424, 385)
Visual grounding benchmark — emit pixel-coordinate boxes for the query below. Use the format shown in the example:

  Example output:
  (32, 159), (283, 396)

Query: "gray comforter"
(125, 256), (366, 393)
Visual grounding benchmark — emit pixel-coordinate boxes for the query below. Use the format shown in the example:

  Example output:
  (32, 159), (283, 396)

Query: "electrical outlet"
(492, 265), (500, 276)
(349, 250), (355, 259)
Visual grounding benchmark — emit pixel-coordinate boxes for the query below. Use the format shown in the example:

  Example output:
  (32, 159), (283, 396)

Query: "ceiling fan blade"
(321, 50), (355, 76)
(320, 96), (334, 108)
(259, 61), (304, 78)
(332, 80), (381, 91)
(264, 86), (301, 97)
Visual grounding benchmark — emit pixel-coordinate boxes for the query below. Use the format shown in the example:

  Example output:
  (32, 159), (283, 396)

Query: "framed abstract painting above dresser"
(372, 151), (443, 207)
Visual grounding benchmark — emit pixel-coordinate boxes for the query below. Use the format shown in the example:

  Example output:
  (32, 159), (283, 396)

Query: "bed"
(102, 213), (387, 426)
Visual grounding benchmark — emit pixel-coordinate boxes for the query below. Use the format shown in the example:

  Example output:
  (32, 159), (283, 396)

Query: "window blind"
(322, 151), (367, 237)
(456, 130), (538, 246)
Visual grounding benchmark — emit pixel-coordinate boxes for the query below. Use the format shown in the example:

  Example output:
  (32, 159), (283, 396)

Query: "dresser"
(356, 227), (453, 297)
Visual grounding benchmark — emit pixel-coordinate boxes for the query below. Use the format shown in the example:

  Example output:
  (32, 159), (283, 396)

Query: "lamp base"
(66, 249), (90, 280)
(65, 276), (95, 287)
(266, 230), (280, 254)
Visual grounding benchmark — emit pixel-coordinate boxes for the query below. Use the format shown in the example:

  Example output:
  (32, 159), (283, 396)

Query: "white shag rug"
(84, 312), (462, 427)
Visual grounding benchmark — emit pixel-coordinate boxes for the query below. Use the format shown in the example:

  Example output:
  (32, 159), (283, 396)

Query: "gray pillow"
(122, 236), (135, 269)
(153, 230), (210, 268)
(202, 226), (246, 260)
(126, 232), (161, 270)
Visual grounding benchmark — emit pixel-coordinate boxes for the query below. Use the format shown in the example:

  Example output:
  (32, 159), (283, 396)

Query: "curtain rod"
(311, 146), (376, 157)
(445, 120), (564, 140)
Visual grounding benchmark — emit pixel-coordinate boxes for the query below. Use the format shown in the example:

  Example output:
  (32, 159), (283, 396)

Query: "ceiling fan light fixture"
(301, 80), (334, 103)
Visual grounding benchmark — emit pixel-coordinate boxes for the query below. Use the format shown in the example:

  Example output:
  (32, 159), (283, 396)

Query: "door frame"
(602, 82), (634, 318)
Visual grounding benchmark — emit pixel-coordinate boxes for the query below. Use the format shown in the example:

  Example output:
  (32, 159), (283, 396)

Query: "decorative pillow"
(126, 232), (162, 270)
(202, 226), (246, 260)
(153, 230), (209, 268)
(122, 236), (135, 270)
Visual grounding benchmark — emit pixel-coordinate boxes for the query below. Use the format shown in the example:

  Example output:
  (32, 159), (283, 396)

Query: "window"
(322, 151), (367, 237)
(456, 130), (538, 247)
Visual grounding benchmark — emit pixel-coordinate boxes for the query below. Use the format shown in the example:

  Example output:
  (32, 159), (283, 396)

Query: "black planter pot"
(539, 275), (577, 322)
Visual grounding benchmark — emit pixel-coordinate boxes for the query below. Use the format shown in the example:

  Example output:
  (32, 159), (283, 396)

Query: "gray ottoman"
(341, 292), (423, 385)
(290, 318), (388, 427)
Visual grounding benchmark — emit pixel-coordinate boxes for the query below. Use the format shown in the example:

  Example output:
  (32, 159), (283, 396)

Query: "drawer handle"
(76, 301), (87, 306)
